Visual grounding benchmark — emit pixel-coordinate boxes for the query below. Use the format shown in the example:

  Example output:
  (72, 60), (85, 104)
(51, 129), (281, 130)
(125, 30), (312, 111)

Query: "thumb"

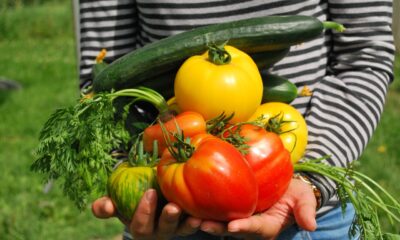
(292, 192), (317, 231)
(130, 189), (158, 237)
(92, 196), (116, 219)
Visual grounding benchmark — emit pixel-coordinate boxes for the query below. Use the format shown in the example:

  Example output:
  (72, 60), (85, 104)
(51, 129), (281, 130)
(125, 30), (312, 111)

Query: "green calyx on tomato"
(159, 122), (196, 163)
(207, 43), (232, 65)
(143, 111), (207, 156)
(128, 138), (160, 167)
(265, 112), (297, 135)
(205, 112), (235, 136)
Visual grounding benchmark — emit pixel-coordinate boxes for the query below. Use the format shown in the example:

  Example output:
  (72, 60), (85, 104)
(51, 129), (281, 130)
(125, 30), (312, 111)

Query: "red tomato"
(157, 133), (258, 221)
(143, 111), (207, 156)
(224, 124), (293, 212)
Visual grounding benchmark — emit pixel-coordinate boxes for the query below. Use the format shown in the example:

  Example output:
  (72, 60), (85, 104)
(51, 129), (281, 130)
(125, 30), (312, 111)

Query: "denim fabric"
(277, 203), (359, 240)
(174, 203), (358, 240)
(124, 203), (358, 240)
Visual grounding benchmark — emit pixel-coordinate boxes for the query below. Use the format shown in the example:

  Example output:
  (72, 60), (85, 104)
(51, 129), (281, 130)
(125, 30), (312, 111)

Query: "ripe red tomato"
(157, 133), (258, 221)
(143, 111), (207, 156)
(223, 124), (293, 212)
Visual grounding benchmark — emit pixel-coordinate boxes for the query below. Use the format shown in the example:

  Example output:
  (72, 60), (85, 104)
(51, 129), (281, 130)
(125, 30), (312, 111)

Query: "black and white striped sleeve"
(79, 0), (138, 89)
(303, 0), (395, 210)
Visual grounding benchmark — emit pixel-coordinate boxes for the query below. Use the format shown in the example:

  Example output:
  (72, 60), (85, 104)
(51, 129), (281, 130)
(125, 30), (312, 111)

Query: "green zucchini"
(261, 72), (298, 103)
(92, 49), (108, 79)
(93, 16), (344, 93)
(92, 62), (108, 79)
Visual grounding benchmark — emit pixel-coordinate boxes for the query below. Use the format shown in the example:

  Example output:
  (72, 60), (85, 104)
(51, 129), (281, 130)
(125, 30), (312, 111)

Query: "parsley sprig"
(31, 87), (168, 210)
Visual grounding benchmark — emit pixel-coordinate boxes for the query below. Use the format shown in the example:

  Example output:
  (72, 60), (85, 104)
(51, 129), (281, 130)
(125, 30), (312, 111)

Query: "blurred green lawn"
(0, 3), (123, 240)
(0, 2), (399, 239)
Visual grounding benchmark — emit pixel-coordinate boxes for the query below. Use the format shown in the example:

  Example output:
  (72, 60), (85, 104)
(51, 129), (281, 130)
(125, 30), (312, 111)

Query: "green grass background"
(0, 2), (399, 239)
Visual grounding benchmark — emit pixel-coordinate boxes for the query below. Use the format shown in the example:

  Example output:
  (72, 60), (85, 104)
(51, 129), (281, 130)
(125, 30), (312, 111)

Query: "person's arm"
(302, 0), (395, 210)
(78, 0), (138, 89)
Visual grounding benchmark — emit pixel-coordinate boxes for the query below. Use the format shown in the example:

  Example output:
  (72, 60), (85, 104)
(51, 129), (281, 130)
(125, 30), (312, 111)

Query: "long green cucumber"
(251, 48), (290, 70)
(261, 72), (298, 103)
(93, 16), (344, 93)
(102, 47), (291, 99)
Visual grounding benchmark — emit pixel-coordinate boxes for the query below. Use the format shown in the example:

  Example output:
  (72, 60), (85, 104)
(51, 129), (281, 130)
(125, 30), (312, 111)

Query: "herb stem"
(109, 87), (169, 113)
(294, 161), (400, 239)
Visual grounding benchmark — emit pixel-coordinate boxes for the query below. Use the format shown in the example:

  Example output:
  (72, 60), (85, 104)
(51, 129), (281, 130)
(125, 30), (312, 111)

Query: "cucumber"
(108, 47), (291, 98)
(93, 16), (343, 93)
(261, 72), (298, 103)
(251, 48), (290, 70)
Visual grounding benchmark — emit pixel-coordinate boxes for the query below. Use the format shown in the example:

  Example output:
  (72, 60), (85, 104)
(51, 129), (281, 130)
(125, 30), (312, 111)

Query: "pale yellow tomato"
(249, 102), (308, 163)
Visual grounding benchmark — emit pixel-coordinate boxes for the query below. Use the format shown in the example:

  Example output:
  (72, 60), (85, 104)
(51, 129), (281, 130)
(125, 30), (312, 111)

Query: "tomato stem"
(159, 119), (195, 162)
(219, 121), (264, 155)
(206, 112), (234, 135)
(128, 137), (159, 167)
(208, 43), (231, 65)
(263, 111), (298, 134)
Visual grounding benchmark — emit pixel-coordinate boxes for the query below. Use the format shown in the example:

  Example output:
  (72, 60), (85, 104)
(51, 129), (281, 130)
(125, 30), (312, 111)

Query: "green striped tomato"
(107, 162), (158, 221)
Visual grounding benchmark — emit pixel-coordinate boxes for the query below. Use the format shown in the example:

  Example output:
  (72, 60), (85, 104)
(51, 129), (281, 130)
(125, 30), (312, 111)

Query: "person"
(76, 1), (395, 239)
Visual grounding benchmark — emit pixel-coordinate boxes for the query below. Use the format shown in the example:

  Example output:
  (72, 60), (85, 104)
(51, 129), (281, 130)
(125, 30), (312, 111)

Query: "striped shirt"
(77, 0), (394, 236)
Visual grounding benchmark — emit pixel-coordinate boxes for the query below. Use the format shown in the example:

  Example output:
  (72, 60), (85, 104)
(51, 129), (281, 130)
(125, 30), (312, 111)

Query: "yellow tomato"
(248, 102), (308, 163)
(174, 45), (263, 123)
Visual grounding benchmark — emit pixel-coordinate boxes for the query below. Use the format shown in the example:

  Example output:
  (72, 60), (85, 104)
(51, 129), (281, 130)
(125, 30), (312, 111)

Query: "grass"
(357, 55), (400, 233)
(0, 2), (122, 240)
(0, 1), (399, 239)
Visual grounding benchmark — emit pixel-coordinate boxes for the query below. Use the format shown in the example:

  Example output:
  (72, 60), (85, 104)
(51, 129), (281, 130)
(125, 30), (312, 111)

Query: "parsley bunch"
(31, 87), (168, 210)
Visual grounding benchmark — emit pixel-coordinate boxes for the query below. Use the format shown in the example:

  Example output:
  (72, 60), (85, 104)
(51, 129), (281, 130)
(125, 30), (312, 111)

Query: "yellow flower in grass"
(377, 145), (387, 153)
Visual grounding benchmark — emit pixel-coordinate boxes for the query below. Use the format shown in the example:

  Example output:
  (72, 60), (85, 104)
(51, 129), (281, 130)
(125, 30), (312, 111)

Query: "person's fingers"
(130, 189), (158, 239)
(176, 216), (202, 236)
(200, 220), (228, 236)
(91, 196), (116, 219)
(155, 203), (183, 240)
(227, 211), (291, 238)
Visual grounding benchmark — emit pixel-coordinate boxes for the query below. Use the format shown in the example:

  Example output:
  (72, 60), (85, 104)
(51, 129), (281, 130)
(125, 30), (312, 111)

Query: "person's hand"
(92, 189), (203, 240)
(199, 178), (318, 240)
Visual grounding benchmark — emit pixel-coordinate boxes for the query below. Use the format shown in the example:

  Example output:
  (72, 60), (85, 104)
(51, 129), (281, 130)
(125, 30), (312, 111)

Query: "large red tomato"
(157, 133), (258, 221)
(223, 124), (293, 212)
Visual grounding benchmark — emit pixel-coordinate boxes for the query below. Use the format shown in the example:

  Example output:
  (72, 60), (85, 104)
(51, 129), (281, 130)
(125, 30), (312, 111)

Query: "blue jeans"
(277, 203), (358, 240)
(125, 203), (358, 240)
(173, 203), (358, 240)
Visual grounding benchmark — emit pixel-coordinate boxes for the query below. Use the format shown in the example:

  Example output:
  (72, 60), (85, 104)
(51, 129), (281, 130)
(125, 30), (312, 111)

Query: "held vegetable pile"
(31, 15), (399, 239)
